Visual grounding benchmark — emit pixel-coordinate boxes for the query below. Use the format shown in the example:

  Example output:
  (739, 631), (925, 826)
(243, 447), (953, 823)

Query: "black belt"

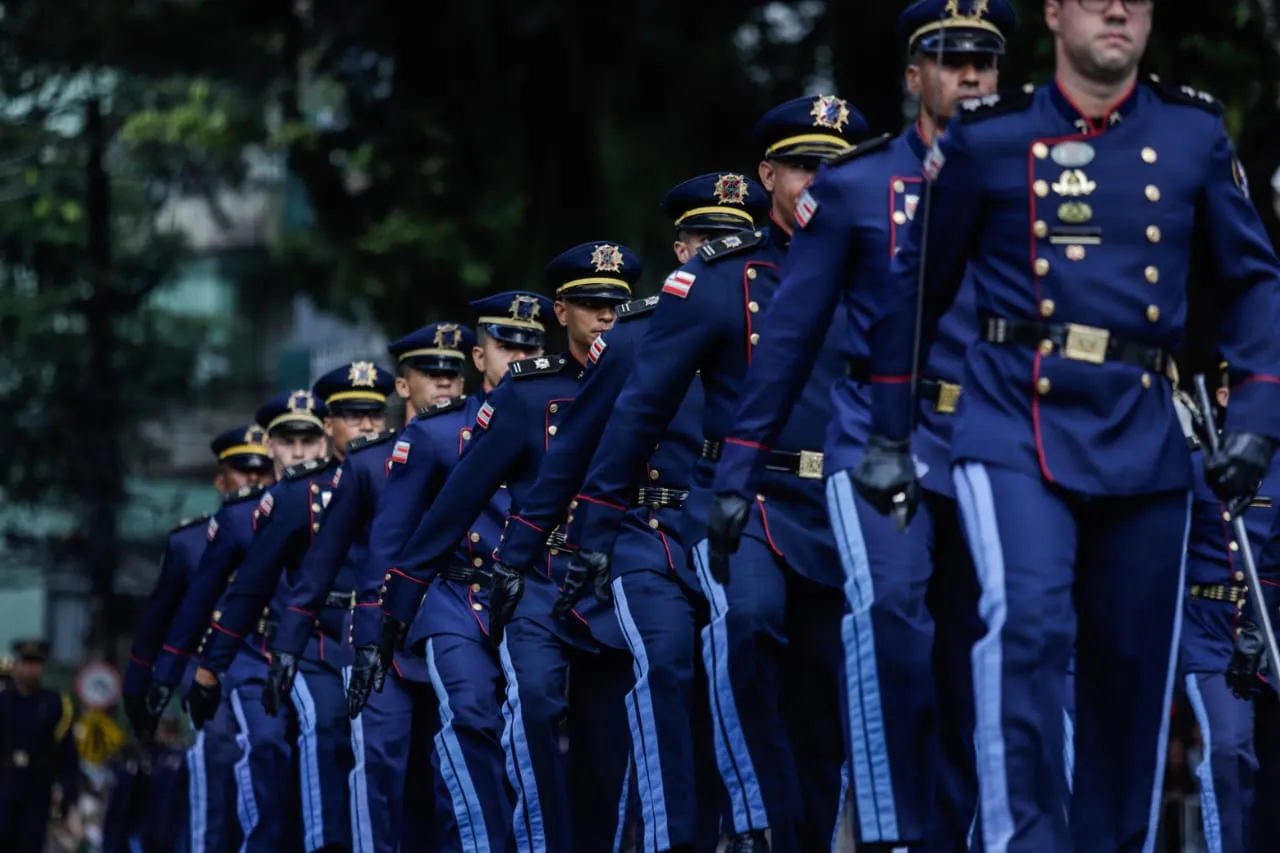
(437, 565), (492, 586)
(844, 359), (961, 414)
(634, 487), (689, 508)
(701, 440), (824, 480)
(981, 314), (1173, 374)
(325, 590), (355, 609)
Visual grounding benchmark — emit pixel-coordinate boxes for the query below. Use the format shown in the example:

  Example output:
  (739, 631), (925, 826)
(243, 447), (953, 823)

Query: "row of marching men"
(117, 1), (1280, 852)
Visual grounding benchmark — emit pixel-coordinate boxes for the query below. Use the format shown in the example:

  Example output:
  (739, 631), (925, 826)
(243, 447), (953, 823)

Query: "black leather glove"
(375, 617), (406, 692)
(185, 678), (222, 730)
(262, 651), (298, 717)
(1205, 433), (1275, 514)
(553, 550), (612, 617)
(1227, 620), (1270, 700)
(706, 495), (751, 586)
(852, 435), (920, 531)
(125, 691), (156, 741)
(347, 646), (381, 719)
(488, 561), (525, 648)
(143, 681), (173, 727)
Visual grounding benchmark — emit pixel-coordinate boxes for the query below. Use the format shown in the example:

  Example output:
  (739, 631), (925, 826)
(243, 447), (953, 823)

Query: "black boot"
(726, 830), (770, 852)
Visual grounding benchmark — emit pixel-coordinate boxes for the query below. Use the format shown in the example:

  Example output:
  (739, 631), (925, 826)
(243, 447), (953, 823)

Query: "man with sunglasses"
(854, 0), (1280, 850)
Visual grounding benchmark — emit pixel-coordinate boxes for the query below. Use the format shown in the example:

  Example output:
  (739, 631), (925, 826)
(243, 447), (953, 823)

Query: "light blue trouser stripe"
(343, 666), (376, 853)
(1140, 494), (1190, 853)
(611, 751), (634, 853)
(612, 577), (671, 853)
(498, 636), (545, 850)
(827, 471), (899, 841)
(186, 729), (208, 853)
(1185, 673), (1222, 853)
(953, 462), (1014, 853)
(691, 539), (769, 832)
(1063, 708), (1074, 796)
(229, 689), (260, 850)
(291, 672), (326, 851)
(829, 760), (850, 852)
(427, 639), (493, 853)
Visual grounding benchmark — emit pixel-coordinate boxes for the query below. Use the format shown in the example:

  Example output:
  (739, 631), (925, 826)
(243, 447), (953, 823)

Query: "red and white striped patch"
(206, 517), (219, 541)
(588, 336), (607, 364)
(257, 492), (274, 517)
(795, 189), (818, 228)
(662, 270), (696, 298)
(391, 440), (411, 465)
(330, 467), (342, 488)
(477, 402), (494, 429)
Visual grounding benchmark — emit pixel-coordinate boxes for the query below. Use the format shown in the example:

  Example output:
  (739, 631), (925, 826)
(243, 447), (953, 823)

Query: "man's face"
(396, 368), (464, 412)
(759, 159), (818, 229)
(907, 52), (999, 126)
(13, 658), (42, 690)
(673, 230), (720, 264)
(1046, 0), (1152, 84)
(473, 336), (540, 389)
(554, 298), (619, 352)
(212, 465), (268, 495)
(325, 409), (388, 453)
(267, 431), (328, 468)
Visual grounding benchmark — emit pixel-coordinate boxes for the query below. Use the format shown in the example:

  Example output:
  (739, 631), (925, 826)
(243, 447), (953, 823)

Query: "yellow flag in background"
(75, 708), (126, 768)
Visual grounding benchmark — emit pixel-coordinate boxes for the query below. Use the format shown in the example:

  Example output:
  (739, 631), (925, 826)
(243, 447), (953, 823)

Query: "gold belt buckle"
(797, 450), (824, 480)
(1062, 323), (1109, 364)
(935, 382), (962, 414)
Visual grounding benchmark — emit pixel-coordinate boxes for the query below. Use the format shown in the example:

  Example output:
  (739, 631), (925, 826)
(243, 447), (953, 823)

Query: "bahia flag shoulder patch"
(662, 270), (696, 298)
(795, 189), (819, 228)
(257, 492), (274, 517)
(391, 440), (411, 465)
(588, 335), (607, 364)
(206, 517), (219, 541)
(476, 402), (495, 429)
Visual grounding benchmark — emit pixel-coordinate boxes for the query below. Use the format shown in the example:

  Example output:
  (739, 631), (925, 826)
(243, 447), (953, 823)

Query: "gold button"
(570, 500), (579, 509)
(1235, 571), (1245, 582)
(649, 469), (660, 480)
(312, 523), (320, 532)
(1142, 147), (1157, 164)
(1037, 377), (1051, 395)
(311, 484), (320, 494)
(1145, 266), (1159, 284)
(213, 610), (222, 621)
(549, 403), (558, 414)
(750, 333), (760, 345)
(1223, 511), (1232, 522)
(379, 585), (386, 593)
(1033, 142), (1049, 159)
(1146, 225), (1161, 243)
(1141, 373), (1151, 389)
(228, 572), (236, 584)
(551, 548), (560, 555)
(1034, 180), (1049, 198)
(1230, 541), (1240, 552)
(893, 179), (905, 193)
(1066, 245), (1086, 262)
(462, 429), (472, 440)
(1237, 599), (1247, 610)
(1033, 220), (1047, 238)
(548, 425), (558, 436)
(893, 211), (907, 225)
(311, 503), (321, 512)
(473, 557), (484, 567)
(1146, 305), (1160, 322)
(756, 494), (766, 503)
(746, 268), (757, 280)
(648, 518), (660, 529)
(1034, 258), (1049, 276)
(1039, 339), (1054, 356)
(470, 532), (480, 542)
(471, 583), (482, 593)
(1040, 299), (1055, 317)
(1145, 185), (1160, 202)
(748, 301), (759, 313)
(472, 603), (484, 612)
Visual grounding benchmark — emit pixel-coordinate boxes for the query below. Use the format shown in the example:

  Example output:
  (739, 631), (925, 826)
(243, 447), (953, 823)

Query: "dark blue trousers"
(226, 652), (299, 852)
(499, 618), (636, 853)
(425, 633), (512, 853)
(953, 461), (1189, 853)
(690, 534), (846, 853)
(347, 667), (439, 852)
(825, 470), (981, 850)
(292, 656), (353, 850)
(612, 569), (723, 853)
(187, 696), (243, 853)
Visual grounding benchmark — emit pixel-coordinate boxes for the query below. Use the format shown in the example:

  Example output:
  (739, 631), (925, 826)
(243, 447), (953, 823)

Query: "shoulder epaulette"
(347, 429), (397, 453)
(284, 457), (331, 480)
(417, 395), (468, 419)
(828, 133), (893, 167)
(697, 229), (764, 264)
(223, 484), (267, 505)
(617, 295), (660, 321)
(170, 512), (213, 533)
(509, 355), (567, 380)
(1147, 76), (1224, 115)
(957, 88), (1034, 123)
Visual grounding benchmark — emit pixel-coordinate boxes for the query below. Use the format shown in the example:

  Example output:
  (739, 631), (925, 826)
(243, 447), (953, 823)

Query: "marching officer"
(270, 323), (473, 853)
(0, 640), (78, 853)
(706, 3), (1015, 848)
(572, 96), (865, 852)
(1178, 372), (1280, 853)
(359, 294), (548, 853)
(491, 172), (764, 853)
(380, 248), (637, 853)
(198, 363), (393, 852)
(151, 392), (327, 851)
(853, 1), (1280, 850)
